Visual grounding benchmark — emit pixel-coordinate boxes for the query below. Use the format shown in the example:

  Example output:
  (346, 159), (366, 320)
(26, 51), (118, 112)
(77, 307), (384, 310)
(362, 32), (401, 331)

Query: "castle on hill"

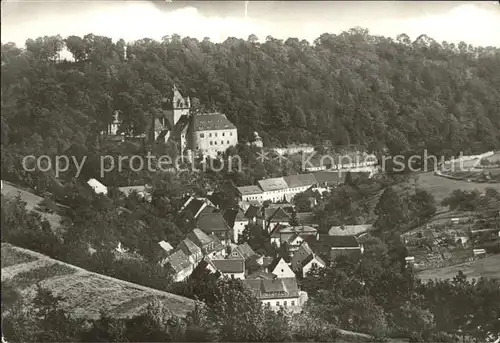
(103, 85), (238, 158)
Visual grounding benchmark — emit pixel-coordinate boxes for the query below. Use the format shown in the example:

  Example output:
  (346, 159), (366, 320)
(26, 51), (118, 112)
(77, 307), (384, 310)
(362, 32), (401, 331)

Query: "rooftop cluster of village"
(147, 194), (368, 312)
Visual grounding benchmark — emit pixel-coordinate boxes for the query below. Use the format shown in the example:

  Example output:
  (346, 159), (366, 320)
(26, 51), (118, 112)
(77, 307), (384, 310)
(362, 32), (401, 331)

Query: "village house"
(265, 207), (292, 232)
(196, 212), (232, 246)
(177, 196), (217, 228)
(268, 258), (296, 278)
(87, 178), (107, 195)
(291, 242), (326, 277)
(270, 225), (318, 251)
(242, 277), (306, 313)
(228, 242), (258, 260)
(178, 238), (204, 265)
(158, 240), (174, 254)
(186, 228), (226, 258)
(244, 205), (265, 227)
(237, 185), (265, 203)
(223, 208), (248, 243)
(158, 228), (227, 282)
(159, 248), (194, 282)
(282, 173), (317, 201)
(206, 257), (246, 279)
(319, 235), (364, 261)
(235, 170), (362, 206)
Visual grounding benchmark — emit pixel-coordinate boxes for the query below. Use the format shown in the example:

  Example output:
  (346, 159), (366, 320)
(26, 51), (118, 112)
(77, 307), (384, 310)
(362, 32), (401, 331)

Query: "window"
(209, 133), (212, 137)
(222, 132), (225, 136)
(200, 133), (204, 138)
(227, 140), (230, 144)
(291, 301), (295, 306)
(196, 146), (199, 150)
(284, 301), (287, 307)
(230, 132), (233, 136)
(221, 141), (223, 145)
(215, 141), (217, 145)
(215, 133), (218, 137)
(210, 141), (213, 145)
(276, 301), (280, 306)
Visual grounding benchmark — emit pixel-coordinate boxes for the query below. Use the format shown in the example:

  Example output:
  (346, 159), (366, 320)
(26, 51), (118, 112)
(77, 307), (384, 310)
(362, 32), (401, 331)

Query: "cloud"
(1, 1), (499, 48)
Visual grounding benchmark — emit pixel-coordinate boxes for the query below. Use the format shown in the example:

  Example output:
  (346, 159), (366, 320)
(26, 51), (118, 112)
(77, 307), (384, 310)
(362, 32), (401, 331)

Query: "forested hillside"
(2, 29), (500, 165)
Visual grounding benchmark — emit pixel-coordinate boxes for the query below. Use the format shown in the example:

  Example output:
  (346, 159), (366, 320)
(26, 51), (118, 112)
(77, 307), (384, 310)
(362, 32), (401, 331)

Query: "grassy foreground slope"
(1, 243), (196, 320)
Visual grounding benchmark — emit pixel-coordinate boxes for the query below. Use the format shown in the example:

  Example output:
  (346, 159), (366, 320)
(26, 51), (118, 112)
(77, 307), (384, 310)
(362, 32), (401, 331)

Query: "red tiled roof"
(211, 258), (245, 273)
(162, 249), (192, 273)
(197, 212), (230, 233)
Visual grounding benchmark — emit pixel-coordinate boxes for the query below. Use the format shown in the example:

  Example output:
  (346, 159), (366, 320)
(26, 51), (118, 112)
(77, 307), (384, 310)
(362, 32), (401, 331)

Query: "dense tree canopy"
(2, 29), (500, 172)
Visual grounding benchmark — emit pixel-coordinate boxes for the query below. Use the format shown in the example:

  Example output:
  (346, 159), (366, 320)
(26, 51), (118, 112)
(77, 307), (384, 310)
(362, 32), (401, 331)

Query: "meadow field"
(418, 254), (500, 282)
(415, 172), (500, 204)
(1, 243), (196, 320)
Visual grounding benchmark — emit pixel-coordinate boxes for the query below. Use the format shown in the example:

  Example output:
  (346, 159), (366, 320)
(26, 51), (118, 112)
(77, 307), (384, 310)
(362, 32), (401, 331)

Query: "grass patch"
(1, 244), (37, 268)
(415, 172), (499, 205)
(418, 254), (500, 282)
(10, 263), (76, 289)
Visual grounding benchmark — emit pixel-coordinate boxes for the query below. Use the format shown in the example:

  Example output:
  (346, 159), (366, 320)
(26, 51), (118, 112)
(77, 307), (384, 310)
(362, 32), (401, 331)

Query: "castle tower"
(171, 84), (190, 127)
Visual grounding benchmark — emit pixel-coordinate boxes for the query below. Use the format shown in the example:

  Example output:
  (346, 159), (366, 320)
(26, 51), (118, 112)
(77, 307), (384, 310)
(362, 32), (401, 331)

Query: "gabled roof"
(328, 224), (372, 236)
(198, 205), (216, 217)
(197, 212), (230, 233)
(192, 113), (236, 131)
(181, 198), (205, 217)
(286, 233), (304, 245)
(178, 238), (202, 256)
(154, 118), (165, 131)
(237, 185), (263, 196)
(258, 177), (288, 192)
(187, 228), (213, 247)
(163, 249), (192, 273)
(301, 252), (326, 268)
(321, 235), (360, 248)
(243, 277), (299, 299)
(223, 209), (247, 228)
(234, 242), (257, 260)
(211, 258), (245, 273)
(246, 270), (277, 280)
(283, 174), (317, 188)
(158, 240), (174, 252)
(268, 208), (291, 222)
(264, 206), (294, 220)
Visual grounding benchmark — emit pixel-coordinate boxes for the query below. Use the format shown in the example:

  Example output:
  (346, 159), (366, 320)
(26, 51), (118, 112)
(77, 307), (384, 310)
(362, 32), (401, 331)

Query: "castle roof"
(192, 113), (236, 131)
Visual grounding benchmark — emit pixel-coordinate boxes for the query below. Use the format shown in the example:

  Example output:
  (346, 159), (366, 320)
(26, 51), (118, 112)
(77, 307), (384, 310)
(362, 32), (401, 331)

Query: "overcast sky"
(2, 1), (500, 48)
